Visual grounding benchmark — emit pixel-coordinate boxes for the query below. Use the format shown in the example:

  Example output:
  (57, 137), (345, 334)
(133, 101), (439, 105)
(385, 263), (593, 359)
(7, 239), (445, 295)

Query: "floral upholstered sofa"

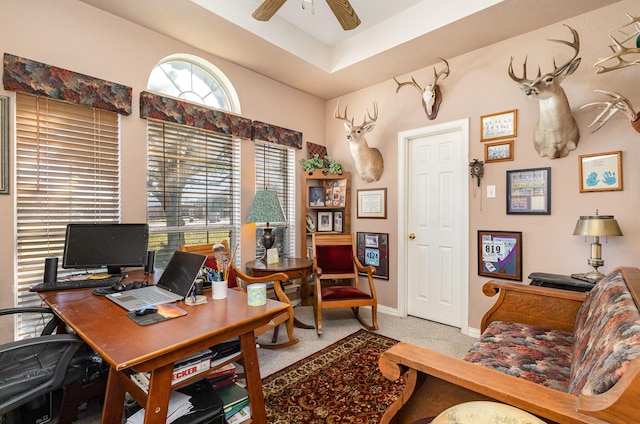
(379, 267), (640, 424)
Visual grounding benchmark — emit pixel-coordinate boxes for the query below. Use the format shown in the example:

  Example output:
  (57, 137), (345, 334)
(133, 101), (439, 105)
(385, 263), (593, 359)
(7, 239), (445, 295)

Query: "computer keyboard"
(30, 275), (123, 292)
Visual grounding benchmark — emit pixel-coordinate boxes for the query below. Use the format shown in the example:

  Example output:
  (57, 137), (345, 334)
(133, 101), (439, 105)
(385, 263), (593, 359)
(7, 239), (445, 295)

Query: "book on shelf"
(131, 356), (211, 393)
(211, 374), (237, 390)
(207, 362), (235, 380)
(227, 405), (251, 424)
(217, 382), (248, 410)
(224, 399), (249, 419)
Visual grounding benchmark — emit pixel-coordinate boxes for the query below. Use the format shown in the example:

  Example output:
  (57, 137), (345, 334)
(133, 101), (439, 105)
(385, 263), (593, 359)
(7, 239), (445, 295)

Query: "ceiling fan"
(252, 0), (361, 31)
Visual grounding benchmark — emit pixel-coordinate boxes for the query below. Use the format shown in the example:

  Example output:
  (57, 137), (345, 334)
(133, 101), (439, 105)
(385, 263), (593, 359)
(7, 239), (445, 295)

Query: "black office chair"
(0, 307), (90, 421)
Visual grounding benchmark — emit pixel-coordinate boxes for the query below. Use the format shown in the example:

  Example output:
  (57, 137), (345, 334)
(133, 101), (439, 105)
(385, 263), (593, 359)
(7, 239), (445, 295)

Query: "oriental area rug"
(262, 329), (408, 423)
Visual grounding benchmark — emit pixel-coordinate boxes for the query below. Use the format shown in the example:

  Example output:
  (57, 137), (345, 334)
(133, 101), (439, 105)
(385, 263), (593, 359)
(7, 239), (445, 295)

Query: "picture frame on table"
(334, 211), (343, 233)
(0, 96), (8, 194)
(578, 151), (623, 193)
(477, 230), (522, 281)
(481, 109), (517, 142)
(506, 167), (551, 215)
(357, 188), (387, 219)
(317, 211), (333, 232)
(309, 187), (324, 206)
(484, 140), (514, 163)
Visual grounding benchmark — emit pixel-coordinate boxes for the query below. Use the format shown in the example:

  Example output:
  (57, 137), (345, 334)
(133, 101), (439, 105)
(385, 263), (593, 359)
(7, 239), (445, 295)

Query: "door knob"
(409, 233), (416, 239)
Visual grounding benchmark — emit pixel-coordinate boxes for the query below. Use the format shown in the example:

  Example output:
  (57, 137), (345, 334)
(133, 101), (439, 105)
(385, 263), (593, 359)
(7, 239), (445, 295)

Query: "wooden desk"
(39, 270), (288, 424)
(245, 257), (313, 306)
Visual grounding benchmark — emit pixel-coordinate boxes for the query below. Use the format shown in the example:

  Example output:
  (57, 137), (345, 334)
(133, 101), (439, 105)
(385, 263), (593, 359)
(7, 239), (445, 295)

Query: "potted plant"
(299, 154), (342, 175)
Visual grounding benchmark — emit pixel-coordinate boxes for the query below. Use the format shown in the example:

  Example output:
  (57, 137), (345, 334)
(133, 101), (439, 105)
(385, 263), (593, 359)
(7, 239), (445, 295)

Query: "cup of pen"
(209, 270), (227, 299)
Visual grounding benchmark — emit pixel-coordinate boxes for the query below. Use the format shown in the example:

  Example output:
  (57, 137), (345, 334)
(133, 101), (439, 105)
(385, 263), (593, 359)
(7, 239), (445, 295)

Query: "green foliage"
(299, 154), (343, 174)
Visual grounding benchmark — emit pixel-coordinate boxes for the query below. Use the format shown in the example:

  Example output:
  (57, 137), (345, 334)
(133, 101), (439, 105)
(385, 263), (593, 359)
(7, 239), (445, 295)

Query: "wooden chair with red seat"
(231, 264), (299, 349)
(311, 233), (378, 335)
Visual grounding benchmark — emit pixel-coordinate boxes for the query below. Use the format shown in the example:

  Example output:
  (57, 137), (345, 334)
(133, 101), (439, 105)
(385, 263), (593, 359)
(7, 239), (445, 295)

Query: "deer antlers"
(593, 13), (640, 74)
(581, 90), (639, 132)
(394, 58), (450, 120)
(334, 100), (378, 129)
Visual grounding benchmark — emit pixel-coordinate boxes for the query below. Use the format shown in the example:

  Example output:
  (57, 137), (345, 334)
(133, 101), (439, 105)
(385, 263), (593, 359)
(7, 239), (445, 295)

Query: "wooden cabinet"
(299, 170), (351, 259)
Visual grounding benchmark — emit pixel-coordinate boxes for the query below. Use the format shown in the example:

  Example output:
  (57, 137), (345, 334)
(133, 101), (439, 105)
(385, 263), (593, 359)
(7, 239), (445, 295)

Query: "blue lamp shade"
(247, 190), (286, 224)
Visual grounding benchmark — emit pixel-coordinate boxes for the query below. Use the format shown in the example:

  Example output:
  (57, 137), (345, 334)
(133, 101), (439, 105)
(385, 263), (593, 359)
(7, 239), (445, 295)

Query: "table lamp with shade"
(572, 210), (623, 282)
(247, 190), (286, 254)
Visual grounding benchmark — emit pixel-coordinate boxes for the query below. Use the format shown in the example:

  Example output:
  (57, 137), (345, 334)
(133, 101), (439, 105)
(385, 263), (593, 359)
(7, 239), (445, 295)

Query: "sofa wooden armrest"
(480, 279), (587, 333)
(379, 342), (640, 424)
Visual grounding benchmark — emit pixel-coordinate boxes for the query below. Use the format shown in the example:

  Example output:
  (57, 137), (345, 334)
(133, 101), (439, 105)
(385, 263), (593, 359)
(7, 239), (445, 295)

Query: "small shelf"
(300, 169), (351, 260)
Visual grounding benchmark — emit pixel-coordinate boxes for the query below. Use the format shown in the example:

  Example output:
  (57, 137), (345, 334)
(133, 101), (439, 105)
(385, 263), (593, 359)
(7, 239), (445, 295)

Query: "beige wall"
(1, 0), (638, 340)
(323, 0), (640, 328)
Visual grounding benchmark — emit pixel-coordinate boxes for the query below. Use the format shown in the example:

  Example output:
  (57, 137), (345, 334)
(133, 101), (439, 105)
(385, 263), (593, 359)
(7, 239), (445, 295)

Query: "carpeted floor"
(53, 306), (476, 423)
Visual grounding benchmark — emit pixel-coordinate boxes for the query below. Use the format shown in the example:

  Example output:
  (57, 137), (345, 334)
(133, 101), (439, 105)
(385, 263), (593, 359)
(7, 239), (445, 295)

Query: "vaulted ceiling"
(78, 0), (619, 100)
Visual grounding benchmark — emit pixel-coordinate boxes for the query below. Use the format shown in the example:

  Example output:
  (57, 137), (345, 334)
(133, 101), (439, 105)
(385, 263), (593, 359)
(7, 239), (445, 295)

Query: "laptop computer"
(106, 250), (206, 311)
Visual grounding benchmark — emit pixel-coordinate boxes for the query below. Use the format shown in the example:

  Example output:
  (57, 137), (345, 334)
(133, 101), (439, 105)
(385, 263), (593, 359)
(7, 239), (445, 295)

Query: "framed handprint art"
(579, 151), (622, 193)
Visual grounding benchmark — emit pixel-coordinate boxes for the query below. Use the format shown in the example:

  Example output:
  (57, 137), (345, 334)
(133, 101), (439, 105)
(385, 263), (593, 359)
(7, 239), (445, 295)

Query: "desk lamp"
(247, 190), (286, 253)
(572, 210), (623, 282)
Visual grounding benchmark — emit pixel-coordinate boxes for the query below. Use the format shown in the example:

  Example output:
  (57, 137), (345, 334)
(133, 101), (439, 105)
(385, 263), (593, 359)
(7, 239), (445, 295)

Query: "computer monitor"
(62, 223), (149, 275)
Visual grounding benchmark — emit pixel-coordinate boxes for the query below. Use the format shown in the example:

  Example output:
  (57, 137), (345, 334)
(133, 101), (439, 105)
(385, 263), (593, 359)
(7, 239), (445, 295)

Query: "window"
(254, 142), (296, 259)
(146, 57), (242, 266)
(15, 93), (120, 338)
(147, 121), (240, 267)
(147, 56), (239, 112)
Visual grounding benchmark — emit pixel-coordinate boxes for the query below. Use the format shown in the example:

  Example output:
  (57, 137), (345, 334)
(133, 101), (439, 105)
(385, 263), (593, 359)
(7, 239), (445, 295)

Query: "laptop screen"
(157, 251), (206, 296)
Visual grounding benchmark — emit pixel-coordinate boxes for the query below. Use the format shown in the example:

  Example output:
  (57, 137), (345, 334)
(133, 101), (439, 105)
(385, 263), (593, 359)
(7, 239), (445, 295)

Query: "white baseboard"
(376, 304), (480, 339)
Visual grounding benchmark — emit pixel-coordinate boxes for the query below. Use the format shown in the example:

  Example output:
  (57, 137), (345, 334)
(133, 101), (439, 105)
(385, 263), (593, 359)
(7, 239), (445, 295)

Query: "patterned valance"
(3, 53), (132, 115)
(252, 121), (302, 149)
(140, 91), (253, 139)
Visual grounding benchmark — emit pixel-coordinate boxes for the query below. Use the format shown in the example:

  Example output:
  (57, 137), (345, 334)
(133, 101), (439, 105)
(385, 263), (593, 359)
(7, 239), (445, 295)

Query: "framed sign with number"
(477, 230), (522, 281)
(356, 232), (389, 280)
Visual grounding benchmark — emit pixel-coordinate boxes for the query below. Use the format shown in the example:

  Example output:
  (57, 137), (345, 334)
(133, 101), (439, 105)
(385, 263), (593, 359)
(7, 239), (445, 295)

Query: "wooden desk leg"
(301, 269), (311, 306)
(102, 367), (127, 424)
(240, 331), (267, 424)
(143, 363), (174, 424)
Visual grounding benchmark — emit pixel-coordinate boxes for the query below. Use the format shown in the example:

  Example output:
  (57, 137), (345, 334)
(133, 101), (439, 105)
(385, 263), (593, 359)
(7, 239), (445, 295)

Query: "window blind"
(147, 120), (240, 267)
(255, 142), (296, 258)
(15, 93), (120, 338)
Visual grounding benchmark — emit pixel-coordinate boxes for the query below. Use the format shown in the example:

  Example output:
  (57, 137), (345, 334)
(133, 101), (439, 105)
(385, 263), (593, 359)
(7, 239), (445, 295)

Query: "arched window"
(147, 54), (240, 113)
(146, 55), (241, 266)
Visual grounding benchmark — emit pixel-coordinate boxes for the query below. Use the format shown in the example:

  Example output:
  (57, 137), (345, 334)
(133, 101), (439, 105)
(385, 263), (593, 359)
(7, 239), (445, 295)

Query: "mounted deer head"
(394, 58), (450, 120)
(508, 25), (581, 159)
(334, 101), (384, 183)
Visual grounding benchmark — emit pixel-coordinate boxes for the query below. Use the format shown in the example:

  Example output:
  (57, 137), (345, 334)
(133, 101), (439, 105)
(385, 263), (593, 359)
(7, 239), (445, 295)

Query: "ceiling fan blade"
(252, 0), (288, 21)
(326, 0), (361, 30)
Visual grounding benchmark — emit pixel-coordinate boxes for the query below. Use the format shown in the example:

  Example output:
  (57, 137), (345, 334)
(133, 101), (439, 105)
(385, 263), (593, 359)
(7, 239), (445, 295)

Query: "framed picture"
(0, 96), (8, 194)
(334, 211), (343, 233)
(484, 140), (514, 163)
(356, 232), (389, 280)
(506, 167), (551, 215)
(477, 230), (522, 281)
(357, 188), (387, 219)
(579, 151), (623, 193)
(317, 211), (333, 232)
(481, 109), (517, 142)
(309, 187), (324, 206)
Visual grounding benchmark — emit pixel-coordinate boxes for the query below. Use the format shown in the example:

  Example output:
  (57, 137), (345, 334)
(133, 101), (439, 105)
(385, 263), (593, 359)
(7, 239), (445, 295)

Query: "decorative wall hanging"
(485, 140), (514, 163)
(393, 58), (450, 120)
(508, 25), (581, 159)
(334, 101), (384, 182)
(478, 230), (522, 281)
(579, 151), (623, 193)
(356, 232), (389, 280)
(506, 167), (551, 215)
(357, 188), (387, 219)
(480, 110), (517, 142)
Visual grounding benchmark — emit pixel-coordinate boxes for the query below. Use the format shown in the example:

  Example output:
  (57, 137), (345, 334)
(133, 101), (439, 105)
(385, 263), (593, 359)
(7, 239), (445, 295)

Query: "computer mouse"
(111, 282), (127, 292)
(134, 305), (158, 316)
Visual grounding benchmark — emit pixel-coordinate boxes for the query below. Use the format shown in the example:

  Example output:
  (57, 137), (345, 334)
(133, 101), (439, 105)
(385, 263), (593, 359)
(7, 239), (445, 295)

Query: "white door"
(400, 120), (468, 328)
